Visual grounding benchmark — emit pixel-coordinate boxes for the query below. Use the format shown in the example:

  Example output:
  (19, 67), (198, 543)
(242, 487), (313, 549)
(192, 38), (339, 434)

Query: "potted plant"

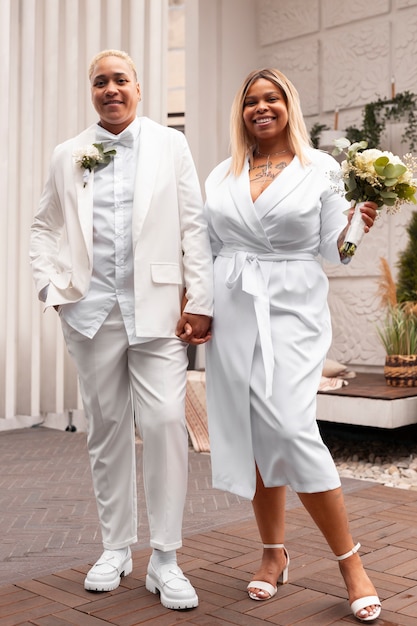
(376, 254), (417, 386)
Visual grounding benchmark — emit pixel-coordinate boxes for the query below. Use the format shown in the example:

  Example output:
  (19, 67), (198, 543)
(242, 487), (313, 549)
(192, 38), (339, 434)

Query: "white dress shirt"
(61, 118), (142, 343)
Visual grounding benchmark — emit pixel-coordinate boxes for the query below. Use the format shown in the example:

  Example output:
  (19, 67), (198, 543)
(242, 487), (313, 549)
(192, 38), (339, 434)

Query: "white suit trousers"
(60, 305), (189, 551)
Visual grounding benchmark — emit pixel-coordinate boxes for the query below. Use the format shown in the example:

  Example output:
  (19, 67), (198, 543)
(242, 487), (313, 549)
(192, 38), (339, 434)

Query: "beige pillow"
(322, 358), (347, 378)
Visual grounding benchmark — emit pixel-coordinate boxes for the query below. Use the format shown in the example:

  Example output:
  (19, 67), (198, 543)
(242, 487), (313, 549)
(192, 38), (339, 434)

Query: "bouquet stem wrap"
(340, 201), (366, 257)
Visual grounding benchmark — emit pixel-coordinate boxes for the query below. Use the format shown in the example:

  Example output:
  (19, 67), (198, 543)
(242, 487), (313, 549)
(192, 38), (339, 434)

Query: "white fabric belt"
(219, 248), (316, 398)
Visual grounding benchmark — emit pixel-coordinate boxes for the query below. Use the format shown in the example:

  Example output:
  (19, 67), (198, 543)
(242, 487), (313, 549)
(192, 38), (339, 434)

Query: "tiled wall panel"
(256, 1), (417, 371)
(258, 0), (319, 44)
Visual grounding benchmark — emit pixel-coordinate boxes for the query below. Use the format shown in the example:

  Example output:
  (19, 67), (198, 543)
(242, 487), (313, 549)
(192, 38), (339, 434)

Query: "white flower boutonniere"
(73, 143), (117, 187)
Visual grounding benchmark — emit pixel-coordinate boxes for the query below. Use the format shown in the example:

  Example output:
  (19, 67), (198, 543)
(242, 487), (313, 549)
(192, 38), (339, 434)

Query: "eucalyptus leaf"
(374, 156), (389, 167)
(384, 163), (407, 178)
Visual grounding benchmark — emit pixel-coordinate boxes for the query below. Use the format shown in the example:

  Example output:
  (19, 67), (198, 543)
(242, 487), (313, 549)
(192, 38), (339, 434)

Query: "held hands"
(175, 293), (212, 344)
(175, 313), (212, 345)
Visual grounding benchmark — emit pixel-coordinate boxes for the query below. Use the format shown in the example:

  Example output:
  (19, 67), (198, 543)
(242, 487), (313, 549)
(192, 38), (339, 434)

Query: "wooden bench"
(317, 372), (417, 429)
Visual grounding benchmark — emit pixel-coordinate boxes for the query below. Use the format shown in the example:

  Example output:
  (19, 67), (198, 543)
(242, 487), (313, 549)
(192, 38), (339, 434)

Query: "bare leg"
(248, 467), (288, 599)
(298, 488), (380, 621)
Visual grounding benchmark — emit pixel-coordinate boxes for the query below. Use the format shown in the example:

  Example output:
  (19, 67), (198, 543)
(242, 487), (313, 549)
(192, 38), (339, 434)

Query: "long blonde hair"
(229, 68), (311, 176)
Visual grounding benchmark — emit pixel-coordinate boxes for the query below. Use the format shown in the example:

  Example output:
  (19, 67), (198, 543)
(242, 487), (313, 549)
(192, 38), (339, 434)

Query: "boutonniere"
(73, 143), (117, 187)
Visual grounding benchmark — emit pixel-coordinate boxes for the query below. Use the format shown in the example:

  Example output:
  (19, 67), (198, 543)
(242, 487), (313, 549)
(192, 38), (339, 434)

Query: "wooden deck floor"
(2, 481), (417, 625)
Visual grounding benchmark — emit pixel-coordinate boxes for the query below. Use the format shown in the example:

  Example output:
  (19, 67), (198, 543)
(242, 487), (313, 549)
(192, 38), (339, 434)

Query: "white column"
(0, 0), (13, 418)
(185, 0), (257, 186)
(0, 0), (168, 428)
(141, 0), (168, 123)
(185, 0), (257, 370)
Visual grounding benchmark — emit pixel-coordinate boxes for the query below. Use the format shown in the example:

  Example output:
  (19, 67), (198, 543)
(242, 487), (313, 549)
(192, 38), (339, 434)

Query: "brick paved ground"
(0, 427), (250, 585)
(2, 426), (417, 624)
(1, 426), (366, 586)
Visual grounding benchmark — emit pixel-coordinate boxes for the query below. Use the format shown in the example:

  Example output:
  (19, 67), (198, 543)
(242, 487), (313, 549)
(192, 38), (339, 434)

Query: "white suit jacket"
(30, 117), (213, 337)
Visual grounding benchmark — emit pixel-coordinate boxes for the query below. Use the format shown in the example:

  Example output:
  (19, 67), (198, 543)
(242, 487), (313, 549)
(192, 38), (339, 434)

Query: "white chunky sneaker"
(145, 560), (198, 609)
(84, 548), (133, 591)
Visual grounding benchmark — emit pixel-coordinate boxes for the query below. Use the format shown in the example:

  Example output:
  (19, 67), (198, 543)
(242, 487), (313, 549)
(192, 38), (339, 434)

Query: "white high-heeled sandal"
(336, 542), (381, 622)
(247, 543), (290, 601)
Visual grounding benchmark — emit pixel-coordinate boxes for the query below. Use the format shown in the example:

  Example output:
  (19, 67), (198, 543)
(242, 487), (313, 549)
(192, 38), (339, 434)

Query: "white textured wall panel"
(323, 0), (390, 27)
(258, 0), (319, 44)
(398, 0), (417, 9)
(393, 9), (417, 92)
(322, 24), (391, 112)
(259, 41), (320, 116)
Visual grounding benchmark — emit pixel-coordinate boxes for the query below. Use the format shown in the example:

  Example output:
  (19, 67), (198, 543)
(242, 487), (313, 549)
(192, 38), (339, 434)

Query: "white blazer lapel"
(73, 126), (97, 264)
(228, 161), (270, 242)
(132, 118), (159, 240)
(256, 156), (313, 219)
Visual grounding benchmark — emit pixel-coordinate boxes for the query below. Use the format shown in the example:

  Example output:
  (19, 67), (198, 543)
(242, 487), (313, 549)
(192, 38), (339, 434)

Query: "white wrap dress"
(204, 148), (350, 500)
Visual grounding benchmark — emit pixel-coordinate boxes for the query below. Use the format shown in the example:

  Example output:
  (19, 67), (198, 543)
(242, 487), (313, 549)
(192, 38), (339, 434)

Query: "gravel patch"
(319, 421), (417, 491)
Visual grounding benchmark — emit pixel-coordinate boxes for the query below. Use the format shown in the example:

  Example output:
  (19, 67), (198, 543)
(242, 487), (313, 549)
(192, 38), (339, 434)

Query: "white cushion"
(322, 358), (347, 378)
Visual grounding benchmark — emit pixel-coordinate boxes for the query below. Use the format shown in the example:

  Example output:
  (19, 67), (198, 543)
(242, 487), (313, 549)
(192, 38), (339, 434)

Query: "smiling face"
(90, 55), (141, 134)
(242, 78), (289, 149)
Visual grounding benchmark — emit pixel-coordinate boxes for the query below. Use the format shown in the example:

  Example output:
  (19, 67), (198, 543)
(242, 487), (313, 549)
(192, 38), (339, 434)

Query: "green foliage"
(309, 122), (329, 148)
(345, 91), (417, 151)
(376, 303), (417, 355)
(396, 211), (417, 303)
(344, 125), (365, 144)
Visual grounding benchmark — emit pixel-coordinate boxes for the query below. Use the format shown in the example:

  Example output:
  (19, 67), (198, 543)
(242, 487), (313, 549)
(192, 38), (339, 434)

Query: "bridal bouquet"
(332, 138), (417, 257)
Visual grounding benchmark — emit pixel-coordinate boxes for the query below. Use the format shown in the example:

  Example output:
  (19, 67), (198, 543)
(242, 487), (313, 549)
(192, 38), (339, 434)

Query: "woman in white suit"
(204, 68), (380, 622)
(30, 50), (213, 611)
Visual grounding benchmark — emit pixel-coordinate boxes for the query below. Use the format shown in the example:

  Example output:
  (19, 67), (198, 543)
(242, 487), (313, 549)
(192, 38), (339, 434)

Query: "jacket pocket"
(49, 269), (72, 290)
(150, 263), (182, 285)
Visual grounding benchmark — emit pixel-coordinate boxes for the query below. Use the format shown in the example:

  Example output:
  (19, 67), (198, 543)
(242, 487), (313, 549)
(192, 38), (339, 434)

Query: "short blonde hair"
(88, 49), (138, 82)
(229, 68), (311, 176)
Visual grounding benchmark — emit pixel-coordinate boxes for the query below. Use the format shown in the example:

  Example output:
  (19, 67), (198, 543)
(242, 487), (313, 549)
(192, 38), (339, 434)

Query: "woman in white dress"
(204, 68), (381, 623)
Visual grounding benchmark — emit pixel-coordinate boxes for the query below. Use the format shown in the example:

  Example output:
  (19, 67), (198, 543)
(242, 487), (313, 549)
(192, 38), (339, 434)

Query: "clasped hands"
(176, 293), (212, 344)
(175, 312), (212, 345)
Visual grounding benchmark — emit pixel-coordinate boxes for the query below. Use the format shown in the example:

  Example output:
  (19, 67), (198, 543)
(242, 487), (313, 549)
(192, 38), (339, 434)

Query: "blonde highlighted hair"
(88, 49), (138, 82)
(229, 68), (311, 176)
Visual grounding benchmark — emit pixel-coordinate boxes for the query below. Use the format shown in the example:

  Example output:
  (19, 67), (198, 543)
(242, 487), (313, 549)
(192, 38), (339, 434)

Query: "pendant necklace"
(255, 148), (289, 175)
(256, 148), (289, 157)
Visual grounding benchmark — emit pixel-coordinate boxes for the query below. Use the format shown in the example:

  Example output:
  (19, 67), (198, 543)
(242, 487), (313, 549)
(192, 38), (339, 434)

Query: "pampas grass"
(377, 257), (397, 308)
(376, 303), (417, 355)
(376, 257), (417, 355)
